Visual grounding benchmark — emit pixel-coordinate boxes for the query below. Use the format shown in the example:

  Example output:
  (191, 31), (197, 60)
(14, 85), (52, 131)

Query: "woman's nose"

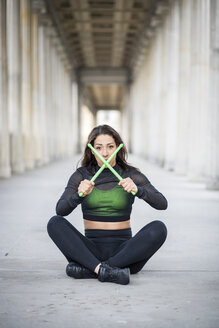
(102, 149), (108, 157)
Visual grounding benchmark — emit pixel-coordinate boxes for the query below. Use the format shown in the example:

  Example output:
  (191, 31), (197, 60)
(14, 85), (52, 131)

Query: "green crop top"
(56, 163), (168, 222)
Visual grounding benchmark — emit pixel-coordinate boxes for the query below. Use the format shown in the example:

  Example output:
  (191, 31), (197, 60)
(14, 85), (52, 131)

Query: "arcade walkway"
(0, 155), (219, 328)
(1, 0), (219, 188)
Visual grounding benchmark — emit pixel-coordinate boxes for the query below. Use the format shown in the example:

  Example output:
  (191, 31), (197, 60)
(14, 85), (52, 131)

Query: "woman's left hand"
(118, 177), (138, 194)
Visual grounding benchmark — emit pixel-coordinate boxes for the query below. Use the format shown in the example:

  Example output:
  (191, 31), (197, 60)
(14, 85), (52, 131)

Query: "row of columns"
(0, 0), (79, 178)
(129, 0), (219, 188)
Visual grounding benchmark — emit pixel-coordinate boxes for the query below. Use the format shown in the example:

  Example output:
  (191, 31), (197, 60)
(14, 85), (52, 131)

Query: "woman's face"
(92, 134), (117, 167)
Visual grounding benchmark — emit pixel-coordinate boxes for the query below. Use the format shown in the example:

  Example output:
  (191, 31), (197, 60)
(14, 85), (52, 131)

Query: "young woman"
(47, 125), (168, 285)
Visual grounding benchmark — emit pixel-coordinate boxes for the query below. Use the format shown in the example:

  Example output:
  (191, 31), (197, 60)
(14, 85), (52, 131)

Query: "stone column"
(31, 11), (42, 166)
(187, 0), (210, 181)
(207, 0), (219, 189)
(149, 19), (167, 165)
(151, 21), (166, 166)
(7, 0), (24, 174)
(44, 26), (52, 160)
(56, 56), (64, 157)
(175, 0), (192, 175)
(72, 81), (79, 154)
(121, 83), (133, 153)
(163, 1), (179, 171)
(130, 64), (148, 158)
(20, 0), (34, 169)
(0, 0), (10, 177)
(60, 63), (67, 157)
(77, 84), (83, 153)
(38, 25), (49, 164)
(198, 0), (210, 180)
(64, 66), (72, 157)
(65, 68), (75, 157)
(50, 38), (58, 159)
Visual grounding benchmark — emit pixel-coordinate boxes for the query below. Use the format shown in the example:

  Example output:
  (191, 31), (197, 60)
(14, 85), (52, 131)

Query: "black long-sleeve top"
(56, 163), (168, 222)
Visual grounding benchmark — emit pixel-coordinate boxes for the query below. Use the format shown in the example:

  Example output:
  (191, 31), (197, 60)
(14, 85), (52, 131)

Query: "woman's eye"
(109, 145), (114, 149)
(96, 147), (101, 150)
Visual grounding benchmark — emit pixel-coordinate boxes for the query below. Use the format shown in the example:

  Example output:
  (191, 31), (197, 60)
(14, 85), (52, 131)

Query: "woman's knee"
(47, 215), (64, 234)
(149, 220), (167, 243)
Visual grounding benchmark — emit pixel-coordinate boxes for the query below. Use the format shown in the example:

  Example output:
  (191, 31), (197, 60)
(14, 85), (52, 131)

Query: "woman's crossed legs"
(47, 216), (167, 274)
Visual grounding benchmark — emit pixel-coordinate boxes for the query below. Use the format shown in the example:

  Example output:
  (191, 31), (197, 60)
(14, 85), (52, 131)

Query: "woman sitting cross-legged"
(47, 124), (168, 285)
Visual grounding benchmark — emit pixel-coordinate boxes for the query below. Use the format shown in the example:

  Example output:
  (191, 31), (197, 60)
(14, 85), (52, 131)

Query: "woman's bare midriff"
(83, 219), (131, 230)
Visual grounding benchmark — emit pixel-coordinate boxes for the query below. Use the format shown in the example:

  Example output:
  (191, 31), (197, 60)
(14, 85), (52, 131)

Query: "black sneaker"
(98, 263), (130, 285)
(66, 262), (97, 279)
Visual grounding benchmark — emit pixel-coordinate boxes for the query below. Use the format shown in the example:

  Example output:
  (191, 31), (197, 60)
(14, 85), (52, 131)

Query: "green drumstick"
(79, 143), (124, 197)
(88, 143), (136, 196)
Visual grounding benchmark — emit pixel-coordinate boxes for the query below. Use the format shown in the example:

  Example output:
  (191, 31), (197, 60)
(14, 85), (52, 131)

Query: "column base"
(25, 161), (35, 171)
(206, 179), (219, 190)
(0, 166), (11, 178)
(11, 163), (25, 174)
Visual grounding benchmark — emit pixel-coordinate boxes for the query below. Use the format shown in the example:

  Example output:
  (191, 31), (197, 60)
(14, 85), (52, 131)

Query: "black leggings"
(47, 216), (167, 274)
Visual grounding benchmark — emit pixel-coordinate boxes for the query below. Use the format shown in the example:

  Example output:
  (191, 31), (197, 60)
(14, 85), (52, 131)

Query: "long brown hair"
(78, 125), (139, 174)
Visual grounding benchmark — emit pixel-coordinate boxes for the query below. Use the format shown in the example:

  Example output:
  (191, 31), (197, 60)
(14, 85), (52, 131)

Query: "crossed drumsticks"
(79, 143), (136, 197)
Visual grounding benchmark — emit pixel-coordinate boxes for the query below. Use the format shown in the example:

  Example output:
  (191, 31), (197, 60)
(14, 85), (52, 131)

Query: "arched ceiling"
(41, 0), (169, 112)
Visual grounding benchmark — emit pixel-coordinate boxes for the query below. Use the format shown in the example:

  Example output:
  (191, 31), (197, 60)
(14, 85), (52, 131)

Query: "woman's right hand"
(78, 179), (95, 197)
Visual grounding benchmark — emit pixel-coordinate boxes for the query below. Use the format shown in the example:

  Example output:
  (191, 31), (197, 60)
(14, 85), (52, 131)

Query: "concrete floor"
(0, 154), (219, 328)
